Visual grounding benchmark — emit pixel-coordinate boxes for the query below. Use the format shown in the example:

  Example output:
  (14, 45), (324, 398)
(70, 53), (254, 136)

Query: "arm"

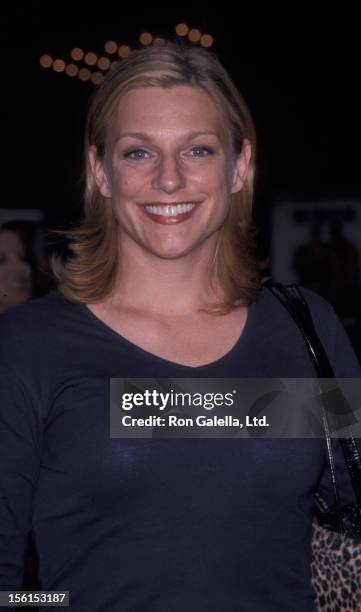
(0, 365), (43, 592)
(302, 289), (361, 507)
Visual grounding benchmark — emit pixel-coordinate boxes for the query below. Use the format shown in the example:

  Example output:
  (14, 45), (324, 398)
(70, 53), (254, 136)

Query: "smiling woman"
(0, 40), (360, 612)
(52, 41), (260, 312)
(88, 85), (250, 267)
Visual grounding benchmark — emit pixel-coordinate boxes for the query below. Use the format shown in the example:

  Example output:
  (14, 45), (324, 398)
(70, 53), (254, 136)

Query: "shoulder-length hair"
(52, 40), (263, 313)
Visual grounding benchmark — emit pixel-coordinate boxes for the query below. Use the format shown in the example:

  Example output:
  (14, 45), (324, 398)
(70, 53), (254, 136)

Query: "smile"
(140, 202), (200, 225)
(145, 203), (196, 216)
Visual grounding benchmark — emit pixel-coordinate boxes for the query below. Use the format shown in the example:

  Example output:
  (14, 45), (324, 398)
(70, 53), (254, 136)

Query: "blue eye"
(190, 146), (214, 157)
(124, 149), (150, 160)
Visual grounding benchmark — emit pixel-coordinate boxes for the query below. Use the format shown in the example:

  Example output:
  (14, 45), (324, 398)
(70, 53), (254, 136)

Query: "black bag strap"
(265, 282), (361, 511)
(265, 283), (334, 377)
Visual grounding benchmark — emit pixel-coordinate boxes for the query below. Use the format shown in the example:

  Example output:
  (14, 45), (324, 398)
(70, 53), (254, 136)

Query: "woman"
(0, 222), (33, 312)
(0, 41), (360, 611)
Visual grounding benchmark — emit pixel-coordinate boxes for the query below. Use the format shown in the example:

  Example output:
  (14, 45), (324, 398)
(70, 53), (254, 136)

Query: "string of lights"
(39, 24), (214, 85)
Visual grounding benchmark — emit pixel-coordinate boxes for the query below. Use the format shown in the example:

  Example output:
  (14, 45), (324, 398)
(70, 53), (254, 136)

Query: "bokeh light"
(98, 56), (111, 71)
(65, 63), (79, 77)
(118, 45), (131, 58)
(139, 32), (153, 46)
(84, 52), (97, 66)
(175, 23), (189, 37)
(78, 68), (91, 81)
(200, 34), (214, 48)
(53, 59), (66, 73)
(104, 40), (117, 54)
(39, 55), (53, 68)
(70, 48), (84, 61)
(188, 29), (202, 43)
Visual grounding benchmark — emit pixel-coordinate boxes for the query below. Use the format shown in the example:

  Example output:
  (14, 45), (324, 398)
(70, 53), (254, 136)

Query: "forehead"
(109, 85), (229, 141)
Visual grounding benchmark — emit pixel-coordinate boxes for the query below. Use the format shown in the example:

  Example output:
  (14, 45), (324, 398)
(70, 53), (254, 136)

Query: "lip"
(138, 202), (202, 225)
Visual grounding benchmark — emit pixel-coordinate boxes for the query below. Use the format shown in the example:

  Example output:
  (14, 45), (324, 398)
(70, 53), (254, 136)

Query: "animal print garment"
(311, 522), (361, 611)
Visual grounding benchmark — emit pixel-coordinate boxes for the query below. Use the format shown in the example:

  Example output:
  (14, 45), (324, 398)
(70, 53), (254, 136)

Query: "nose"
(152, 153), (186, 194)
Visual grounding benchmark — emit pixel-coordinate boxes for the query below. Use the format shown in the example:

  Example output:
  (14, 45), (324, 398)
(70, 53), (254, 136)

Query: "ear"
(231, 139), (252, 194)
(88, 145), (112, 198)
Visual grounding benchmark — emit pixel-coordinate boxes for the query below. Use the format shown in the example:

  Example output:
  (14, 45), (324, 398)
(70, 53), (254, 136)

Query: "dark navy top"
(0, 288), (360, 611)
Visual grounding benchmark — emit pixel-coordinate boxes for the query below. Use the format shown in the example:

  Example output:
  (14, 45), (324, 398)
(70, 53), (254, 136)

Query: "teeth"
(144, 203), (196, 216)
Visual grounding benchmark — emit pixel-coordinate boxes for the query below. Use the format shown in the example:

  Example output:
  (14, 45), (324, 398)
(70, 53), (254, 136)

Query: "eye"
(123, 149), (150, 161)
(189, 146), (214, 157)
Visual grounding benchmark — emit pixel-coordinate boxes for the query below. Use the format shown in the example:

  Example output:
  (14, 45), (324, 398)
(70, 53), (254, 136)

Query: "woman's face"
(90, 85), (250, 262)
(0, 230), (32, 311)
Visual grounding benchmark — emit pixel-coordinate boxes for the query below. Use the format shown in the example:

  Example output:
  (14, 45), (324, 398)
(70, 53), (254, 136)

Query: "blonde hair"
(52, 40), (263, 312)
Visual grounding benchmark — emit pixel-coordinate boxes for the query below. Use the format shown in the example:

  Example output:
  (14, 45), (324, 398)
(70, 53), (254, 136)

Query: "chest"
(87, 305), (248, 367)
(35, 380), (325, 520)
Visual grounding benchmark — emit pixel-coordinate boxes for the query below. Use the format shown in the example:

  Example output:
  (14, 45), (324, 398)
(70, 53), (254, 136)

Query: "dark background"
(3, 4), (360, 236)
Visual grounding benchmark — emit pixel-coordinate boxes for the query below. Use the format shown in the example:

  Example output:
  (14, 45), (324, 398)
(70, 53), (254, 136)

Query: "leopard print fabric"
(311, 522), (361, 611)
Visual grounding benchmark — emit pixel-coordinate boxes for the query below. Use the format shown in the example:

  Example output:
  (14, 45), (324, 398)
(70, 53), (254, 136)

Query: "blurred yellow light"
(91, 72), (105, 85)
(139, 32), (153, 46)
(39, 54), (53, 68)
(118, 45), (131, 58)
(70, 48), (84, 61)
(188, 29), (201, 43)
(65, 64), (79, 77)
(84, 52), (97, 66)
(53, 59), (65, 73)
(104, 40), (117, 54)
(78, 68), (91, 81)
(98, 56), (111, 70)
(200, 34), (214, 48)
(175, 23), (189, 36)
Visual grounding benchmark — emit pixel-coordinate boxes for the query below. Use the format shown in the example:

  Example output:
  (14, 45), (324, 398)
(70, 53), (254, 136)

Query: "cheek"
(206, 168), (231, 200)
(200, 158), (230, 187)
(112, 169), (151, 198)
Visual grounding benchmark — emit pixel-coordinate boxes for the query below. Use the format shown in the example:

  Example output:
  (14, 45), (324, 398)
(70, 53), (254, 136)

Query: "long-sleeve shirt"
(0, 287), (360, 611)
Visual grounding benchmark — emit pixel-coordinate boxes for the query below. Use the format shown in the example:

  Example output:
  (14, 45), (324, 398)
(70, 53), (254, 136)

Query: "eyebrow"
(115, 130), (221, 143)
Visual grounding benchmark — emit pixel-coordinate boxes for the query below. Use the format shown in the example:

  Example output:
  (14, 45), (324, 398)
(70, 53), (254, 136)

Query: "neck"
(107, 241), (221, 316)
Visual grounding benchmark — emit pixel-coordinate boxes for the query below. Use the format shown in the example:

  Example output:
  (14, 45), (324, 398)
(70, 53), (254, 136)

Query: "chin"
(144, 240), (197, 260)
(149, 248), (193, 260)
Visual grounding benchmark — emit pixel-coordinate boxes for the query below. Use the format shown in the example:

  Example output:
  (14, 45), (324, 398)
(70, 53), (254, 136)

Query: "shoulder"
(257, 284), (341, 329)
(258, 285), (361, 377)
(298, 286), (336, 317)
(0, 292), (81, 370)
(302, 287), (361, 376)
(0, 291), (71, 338)
(259, 284), (334, 315)
(252, 285), (338, 333)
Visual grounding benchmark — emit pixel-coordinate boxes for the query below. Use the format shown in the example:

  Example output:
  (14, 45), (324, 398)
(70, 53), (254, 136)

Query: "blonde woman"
(0, 41), (360, 611)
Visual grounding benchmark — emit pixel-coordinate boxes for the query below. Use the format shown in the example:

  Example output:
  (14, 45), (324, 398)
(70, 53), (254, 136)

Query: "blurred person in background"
(0, 221), (33, 312)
